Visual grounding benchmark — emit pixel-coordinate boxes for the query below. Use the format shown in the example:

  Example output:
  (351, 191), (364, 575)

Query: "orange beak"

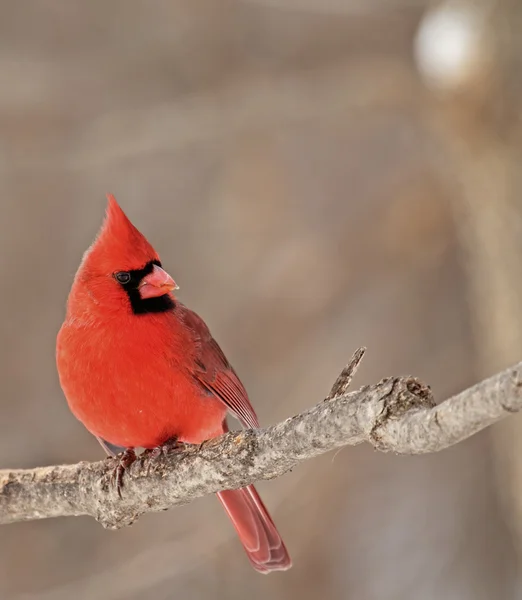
(139, 264), (178, 299)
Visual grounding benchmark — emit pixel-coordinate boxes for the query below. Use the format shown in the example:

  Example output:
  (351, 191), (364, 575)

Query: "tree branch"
(2, 349), (522, 529)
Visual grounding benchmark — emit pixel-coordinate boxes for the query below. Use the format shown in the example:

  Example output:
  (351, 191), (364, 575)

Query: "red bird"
(56, 195), (291, 574)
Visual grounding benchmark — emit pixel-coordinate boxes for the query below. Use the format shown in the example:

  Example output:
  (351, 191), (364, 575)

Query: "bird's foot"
(144, 436), (186, 475)
(110, 448), (136, 498)
(150, 436), (186, 459)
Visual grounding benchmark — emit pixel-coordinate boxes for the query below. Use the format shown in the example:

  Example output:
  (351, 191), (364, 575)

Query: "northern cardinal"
(56, 195), (291, 573)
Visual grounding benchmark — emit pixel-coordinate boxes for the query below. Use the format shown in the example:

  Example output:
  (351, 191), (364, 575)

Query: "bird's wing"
(180, 305), (260, 429)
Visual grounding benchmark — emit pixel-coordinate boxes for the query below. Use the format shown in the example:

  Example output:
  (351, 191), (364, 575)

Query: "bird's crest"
(81, 194), (160, 275)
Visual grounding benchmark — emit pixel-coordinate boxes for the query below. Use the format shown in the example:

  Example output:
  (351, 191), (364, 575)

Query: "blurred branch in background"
(415, 0), (522, 562)
(3, 352), (522, 528)
(237, 0), (428, 14)
(68, 59), (416, 170)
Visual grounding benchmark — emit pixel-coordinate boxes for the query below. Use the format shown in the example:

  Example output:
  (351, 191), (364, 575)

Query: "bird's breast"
(57, 313), (227, 448)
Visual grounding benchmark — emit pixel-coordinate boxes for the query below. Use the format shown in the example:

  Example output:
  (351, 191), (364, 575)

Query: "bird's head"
(71, 194), (177, 316)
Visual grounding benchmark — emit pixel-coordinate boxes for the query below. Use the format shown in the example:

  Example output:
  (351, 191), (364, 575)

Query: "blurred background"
(1, 0), (522, 598)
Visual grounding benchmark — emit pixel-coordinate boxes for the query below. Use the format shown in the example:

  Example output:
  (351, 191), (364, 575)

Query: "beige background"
(1, 1), (521, 599)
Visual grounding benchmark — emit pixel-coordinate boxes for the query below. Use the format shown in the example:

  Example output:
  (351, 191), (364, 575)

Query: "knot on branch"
(369, 376), (435, 451)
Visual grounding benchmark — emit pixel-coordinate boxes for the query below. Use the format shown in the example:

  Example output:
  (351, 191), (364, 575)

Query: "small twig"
(325, 347), (366, 401)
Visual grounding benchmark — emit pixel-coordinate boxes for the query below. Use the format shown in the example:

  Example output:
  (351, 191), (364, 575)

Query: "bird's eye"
(115, 271), (131, 284)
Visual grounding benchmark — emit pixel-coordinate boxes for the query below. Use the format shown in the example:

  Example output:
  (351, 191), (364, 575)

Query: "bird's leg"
(110, 447), (137, 498)
(151, 436), (186, 458)
(143, 436), (186, 475)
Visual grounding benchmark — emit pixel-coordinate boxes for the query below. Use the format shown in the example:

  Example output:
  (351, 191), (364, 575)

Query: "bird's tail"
(217, 485), (292, 573)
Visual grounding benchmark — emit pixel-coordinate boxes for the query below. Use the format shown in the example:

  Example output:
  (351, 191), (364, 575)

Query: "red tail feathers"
(217, 485), (292, 574)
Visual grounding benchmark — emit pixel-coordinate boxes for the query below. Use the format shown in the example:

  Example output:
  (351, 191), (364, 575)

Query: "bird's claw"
(110, 448), (136, 498)
(144, 437), (186, 476)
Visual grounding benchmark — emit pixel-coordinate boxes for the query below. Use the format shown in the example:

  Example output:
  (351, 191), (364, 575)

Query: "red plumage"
(56, 195), (291, 573)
